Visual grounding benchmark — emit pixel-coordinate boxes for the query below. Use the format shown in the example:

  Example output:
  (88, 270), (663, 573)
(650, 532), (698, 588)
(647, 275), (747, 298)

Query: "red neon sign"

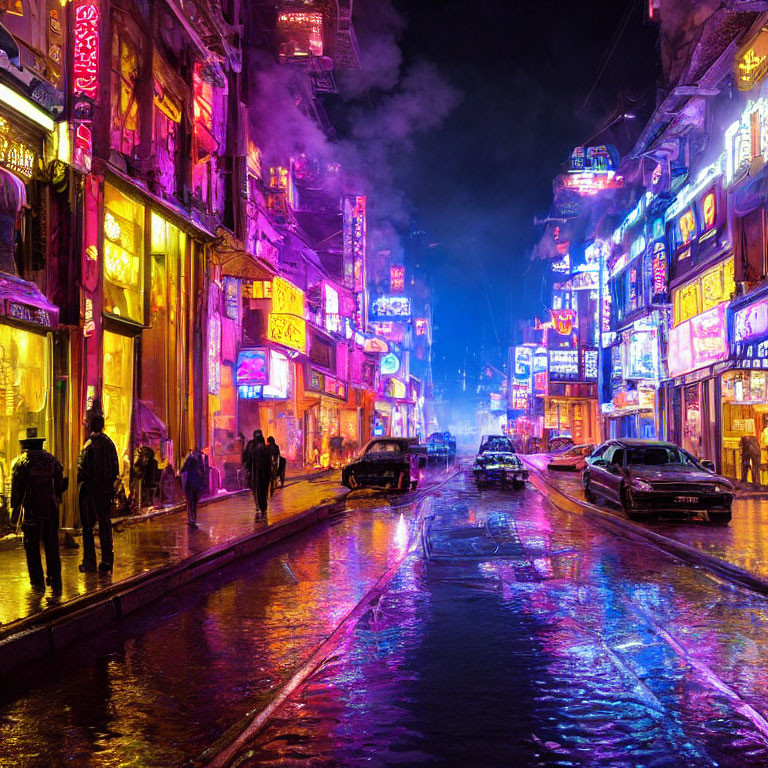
(73, 2), (100, 100)
(390, 265), (405, 291)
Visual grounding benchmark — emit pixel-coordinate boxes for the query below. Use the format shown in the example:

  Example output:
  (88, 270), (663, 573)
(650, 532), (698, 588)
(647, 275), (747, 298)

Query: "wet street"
(4, 463), (768, 767)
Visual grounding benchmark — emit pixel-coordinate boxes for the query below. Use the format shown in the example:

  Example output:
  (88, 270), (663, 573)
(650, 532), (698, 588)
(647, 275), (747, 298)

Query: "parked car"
(478, 435), (515, 454)
(342, 438), (427, 491)
(548, 435), (575, 454)
(473, 449), (528, 490)
(582, 439), (734, 524)
(547, 444), (595, 471)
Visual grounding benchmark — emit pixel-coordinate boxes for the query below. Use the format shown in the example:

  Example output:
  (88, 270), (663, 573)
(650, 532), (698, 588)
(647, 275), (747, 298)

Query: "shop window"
(722, 370), (768, 481)
(192, 64), (221, 209)
(0, 324), (51, 512)
(309, 334), (334, 370)
(103, 184), (144, 323)
(735, 208), (765, 286)
(153, 81), (181, 196)
(103, 329), (134, 477)
(110, 19), (142, 157)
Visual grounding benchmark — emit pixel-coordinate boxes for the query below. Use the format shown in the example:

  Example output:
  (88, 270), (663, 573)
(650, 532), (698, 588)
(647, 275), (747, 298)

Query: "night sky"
(390, 0), (659, 402)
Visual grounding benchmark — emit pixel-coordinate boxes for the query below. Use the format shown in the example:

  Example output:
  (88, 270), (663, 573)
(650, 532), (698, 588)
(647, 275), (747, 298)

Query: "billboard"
(371, 296), (411, 319)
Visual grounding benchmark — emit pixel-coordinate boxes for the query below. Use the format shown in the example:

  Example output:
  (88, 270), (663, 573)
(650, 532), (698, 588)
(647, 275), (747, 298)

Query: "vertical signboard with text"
(343, 195), (367, 328)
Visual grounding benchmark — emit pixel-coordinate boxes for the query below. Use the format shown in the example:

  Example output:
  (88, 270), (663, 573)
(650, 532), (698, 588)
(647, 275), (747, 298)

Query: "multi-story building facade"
(0, 0), (435, 532)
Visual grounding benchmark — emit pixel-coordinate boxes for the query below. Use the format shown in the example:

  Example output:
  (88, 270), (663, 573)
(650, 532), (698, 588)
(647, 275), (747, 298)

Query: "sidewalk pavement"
(0, 471), (345, 630)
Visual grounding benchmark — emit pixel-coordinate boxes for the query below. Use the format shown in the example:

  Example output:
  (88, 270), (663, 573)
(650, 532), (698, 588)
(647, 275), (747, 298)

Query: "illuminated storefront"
(0, 277), (58, 520)
(723, 290), (768, 479)
(663, 175), (734, 464)
(100, 182), (203, 499)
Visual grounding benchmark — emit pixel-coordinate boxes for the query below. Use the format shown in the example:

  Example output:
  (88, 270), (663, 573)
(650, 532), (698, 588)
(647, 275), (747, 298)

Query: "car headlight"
(713, 484), (730, 494)
(630, 478), (653, 492)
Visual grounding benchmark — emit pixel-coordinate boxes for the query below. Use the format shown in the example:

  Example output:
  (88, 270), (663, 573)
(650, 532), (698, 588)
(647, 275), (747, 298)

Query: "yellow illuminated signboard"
(272, 275), (304, 316)
(673, 257), (735, 326)
(737, 30), (768, 91)
(268, 275), (306, 353)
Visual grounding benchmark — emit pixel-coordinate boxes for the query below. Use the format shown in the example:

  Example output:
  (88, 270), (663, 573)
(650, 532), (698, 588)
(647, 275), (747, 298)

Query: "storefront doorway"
(103, 329), (134, 487)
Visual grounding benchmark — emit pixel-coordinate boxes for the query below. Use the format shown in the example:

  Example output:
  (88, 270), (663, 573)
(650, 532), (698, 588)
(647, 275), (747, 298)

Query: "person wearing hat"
(10, 428), (67, 594)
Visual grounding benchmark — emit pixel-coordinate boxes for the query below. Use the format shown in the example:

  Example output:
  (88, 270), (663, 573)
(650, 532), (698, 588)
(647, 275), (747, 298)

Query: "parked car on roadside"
(547, 444), (595, 471)
(342, 438), (427, 491)
(582, 438), (734, 524)
(473, 449), (528, 490)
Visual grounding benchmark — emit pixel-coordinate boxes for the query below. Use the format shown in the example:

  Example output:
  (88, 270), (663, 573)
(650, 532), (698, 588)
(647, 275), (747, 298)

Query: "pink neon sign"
(668, 305), (728, 378)
(73, 2), (100, 100)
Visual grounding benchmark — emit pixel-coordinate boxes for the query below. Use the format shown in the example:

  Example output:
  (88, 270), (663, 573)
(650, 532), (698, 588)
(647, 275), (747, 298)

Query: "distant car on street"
(342, 438), (427, 491)
(547, 444), (595, 471)
(473, 449), (528, 490)
(582, 438), (734, 524)
(427, 431), (457, 465)
(478, 435), (515, 454)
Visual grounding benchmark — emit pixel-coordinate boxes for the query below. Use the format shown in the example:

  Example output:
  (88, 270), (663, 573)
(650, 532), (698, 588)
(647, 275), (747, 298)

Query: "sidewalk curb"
(523, 459), (768, 599)
(0, 491), (349, 678)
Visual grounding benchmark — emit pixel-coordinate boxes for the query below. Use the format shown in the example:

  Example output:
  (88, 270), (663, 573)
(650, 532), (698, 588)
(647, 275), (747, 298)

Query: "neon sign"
(702, 191), (716, 232)
(73, 2), (100, 100)
(324, 283), (340, 334)
(652, 242), (666, 296)
(390, 265), (405, 292)
(371, 296), (411, 319)
(736, 30), (768, 91)
(549, 349), (579, 380)
(561, 170), (624, 197)
(550, 309), (576, 336)
(343, 195), (366, 294)
(381, 353), (400, 376)
(72, 0), (100, 173)
(237, 349), (269, 386)
(582, 348), (598, 380)
(735, 298), (768, 343)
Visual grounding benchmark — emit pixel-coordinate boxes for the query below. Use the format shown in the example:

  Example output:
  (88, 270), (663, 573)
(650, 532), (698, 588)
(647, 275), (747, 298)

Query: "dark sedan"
(582, 439), (734, 524)
(473, 450), (528, 490)
(342, 438), (426, 491)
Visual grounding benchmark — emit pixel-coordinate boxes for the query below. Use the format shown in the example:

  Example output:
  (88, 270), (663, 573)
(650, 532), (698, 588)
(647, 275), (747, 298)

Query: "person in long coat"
(11, 429), (67, 593)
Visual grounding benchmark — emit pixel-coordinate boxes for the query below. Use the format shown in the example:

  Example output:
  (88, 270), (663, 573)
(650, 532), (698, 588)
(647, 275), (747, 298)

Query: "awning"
(731, 166), (768, 217)
(0, 272), (59, 329)
(212, 227), (278, 280)
(135, 400), (168, 441)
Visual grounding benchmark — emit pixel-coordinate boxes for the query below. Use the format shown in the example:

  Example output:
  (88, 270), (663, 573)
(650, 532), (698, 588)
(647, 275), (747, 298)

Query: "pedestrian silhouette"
(10, 428), (68, 594)
(181, 448), (207, 528)
(78, 413), (119, 573)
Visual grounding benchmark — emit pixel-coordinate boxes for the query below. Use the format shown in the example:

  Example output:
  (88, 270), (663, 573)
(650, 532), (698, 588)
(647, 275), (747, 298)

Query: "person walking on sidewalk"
(266, 436), (282, 497)
(78, 414), (119, 573)
(10, 428), (67, 594)
(244, 432), (271, 518)
(181, 448), (207, 528)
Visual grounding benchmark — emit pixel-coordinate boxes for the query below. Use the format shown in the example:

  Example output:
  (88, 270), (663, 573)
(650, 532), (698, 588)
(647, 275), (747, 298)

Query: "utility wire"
(581, 0), (638, 112)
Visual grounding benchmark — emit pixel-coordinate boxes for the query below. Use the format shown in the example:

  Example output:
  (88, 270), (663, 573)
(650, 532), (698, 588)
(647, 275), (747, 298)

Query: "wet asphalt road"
(4, 464), (768, 767)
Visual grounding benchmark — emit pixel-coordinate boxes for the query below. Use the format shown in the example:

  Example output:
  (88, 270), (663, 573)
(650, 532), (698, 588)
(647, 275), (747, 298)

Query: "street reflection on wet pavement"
(230, 468), (768, 768)
(0, 474), (345, 628)
(4, 464), (768, 766)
